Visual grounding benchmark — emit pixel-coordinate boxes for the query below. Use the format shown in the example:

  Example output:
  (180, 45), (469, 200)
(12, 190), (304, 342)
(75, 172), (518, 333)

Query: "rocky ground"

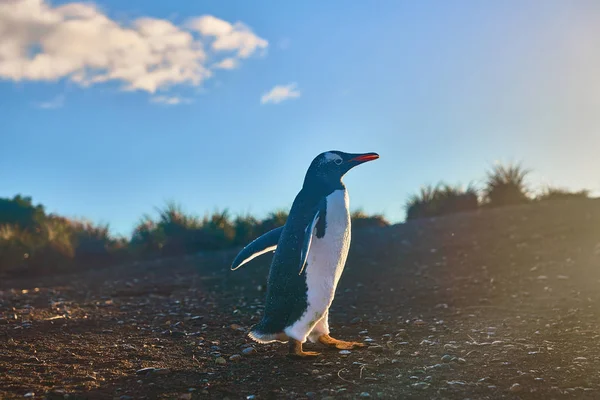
(1, 199), (600, 400)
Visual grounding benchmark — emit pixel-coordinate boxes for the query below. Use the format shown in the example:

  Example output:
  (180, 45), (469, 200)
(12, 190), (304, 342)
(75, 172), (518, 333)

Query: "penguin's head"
(304, 150), (379, 190)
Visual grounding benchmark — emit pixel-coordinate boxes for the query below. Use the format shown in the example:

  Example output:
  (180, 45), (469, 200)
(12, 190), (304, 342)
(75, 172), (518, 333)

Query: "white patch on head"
(322, 152), (343, 165)
(284, 189), (351, 343)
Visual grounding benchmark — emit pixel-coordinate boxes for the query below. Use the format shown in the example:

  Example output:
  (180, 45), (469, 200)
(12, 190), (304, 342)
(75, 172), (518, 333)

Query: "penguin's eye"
(334, 158), (343, 165)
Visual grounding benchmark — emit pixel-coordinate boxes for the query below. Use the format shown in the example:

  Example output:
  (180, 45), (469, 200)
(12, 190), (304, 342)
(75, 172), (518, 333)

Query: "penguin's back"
(248, 189), (323, 340)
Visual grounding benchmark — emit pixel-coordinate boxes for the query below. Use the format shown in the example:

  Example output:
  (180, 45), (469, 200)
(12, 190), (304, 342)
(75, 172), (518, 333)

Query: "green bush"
(130, 215), (165, 256)
(1, 194), (392, 274)
(405, 185), (439, 220)
(131, 202), (199, 257)
(131, 204), (239, 256)
(351, 209), (390, 229)
(0, 220), (75, 274)
(0, 225), (37, 272)
(483, 163), (531, 207)
(197, 209), (236, 251)
(233, 214), (259, 246)
(0, 195), (129, 274)
(0, 195), (46, 230)
(256, 210), (288, 236)
(536, 187), (590, 202)
(405, 183), (479, 220)
(436, 184), (479, 215)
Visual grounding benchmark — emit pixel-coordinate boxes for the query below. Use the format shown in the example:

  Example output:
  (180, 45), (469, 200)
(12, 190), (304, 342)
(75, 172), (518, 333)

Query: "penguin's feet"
(318, 334), (366, 350)
(287, 339), (321, 359)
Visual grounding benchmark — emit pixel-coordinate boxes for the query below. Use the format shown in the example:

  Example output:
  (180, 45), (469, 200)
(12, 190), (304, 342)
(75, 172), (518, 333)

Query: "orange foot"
(318, 334), (366, 350)
(287, 338), (322, 359)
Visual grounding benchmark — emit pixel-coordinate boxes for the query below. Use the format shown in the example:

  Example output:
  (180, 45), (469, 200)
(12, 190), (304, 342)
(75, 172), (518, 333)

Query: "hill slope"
(1, 199), (600, 399)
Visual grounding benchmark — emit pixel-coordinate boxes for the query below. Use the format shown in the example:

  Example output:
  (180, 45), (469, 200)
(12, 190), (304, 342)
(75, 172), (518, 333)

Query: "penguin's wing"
(298, 198), (326, 275)
(230, 226), (284, 271)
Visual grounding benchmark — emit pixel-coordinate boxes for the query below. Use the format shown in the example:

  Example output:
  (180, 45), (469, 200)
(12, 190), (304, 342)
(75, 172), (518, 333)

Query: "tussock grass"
(405, 183), (479, 220)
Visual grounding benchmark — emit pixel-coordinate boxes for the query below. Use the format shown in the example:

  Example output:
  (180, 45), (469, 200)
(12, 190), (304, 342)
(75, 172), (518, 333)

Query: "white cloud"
(35, 94), (64, 109)
(186, 15), (268, 58)
(213, 57), (237, 70)
(150, 95), (192, 105)
(0, 0), (267, 98)
(260, 83), (301, 105)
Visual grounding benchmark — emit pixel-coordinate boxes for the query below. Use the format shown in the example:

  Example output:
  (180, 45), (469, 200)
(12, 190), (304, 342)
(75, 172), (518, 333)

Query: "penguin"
(231, 150), (379, 358)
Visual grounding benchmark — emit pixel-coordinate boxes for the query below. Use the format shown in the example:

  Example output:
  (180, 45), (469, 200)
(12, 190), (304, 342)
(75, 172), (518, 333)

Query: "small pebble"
(411, 382), (430, 390)
(242, 347), (257, 356)
(351, 317), (362, 324)
(306, 392), (316, 398)
(359, 393), (371, 398)
(339, 350), (351, 355)
(510, 383), (522, 393)
(368, 345), (384, 353)
(229, 354), (242, 362)
(24, 393), (35, 398)
(441, 354), (453, 363)
(215, 357), (226, 365)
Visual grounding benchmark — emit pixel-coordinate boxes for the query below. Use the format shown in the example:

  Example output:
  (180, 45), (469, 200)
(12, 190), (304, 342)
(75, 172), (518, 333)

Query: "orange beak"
(350, 153), (380, 162)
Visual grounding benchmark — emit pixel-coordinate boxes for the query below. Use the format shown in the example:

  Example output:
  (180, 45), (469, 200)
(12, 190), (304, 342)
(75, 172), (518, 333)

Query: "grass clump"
(536, 187), (590, 202)
(483, 162), (531, 207)
(0, 195), (128, 275)
(351, 209), (390, 229)
(405, 183), (479, 220)
(256, 210), (288, 236)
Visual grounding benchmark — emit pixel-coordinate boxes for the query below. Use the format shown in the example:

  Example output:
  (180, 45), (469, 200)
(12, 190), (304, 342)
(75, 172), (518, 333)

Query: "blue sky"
(1, 0), (599, 236)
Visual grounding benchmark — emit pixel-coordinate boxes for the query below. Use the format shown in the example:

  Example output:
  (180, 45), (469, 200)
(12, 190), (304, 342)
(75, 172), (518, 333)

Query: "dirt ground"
(1, 199), (600, 400)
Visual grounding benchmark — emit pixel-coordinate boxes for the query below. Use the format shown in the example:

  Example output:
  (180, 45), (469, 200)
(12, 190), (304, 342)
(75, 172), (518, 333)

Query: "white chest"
(307, 189), (351, 292)
(283, 189), (352, 341)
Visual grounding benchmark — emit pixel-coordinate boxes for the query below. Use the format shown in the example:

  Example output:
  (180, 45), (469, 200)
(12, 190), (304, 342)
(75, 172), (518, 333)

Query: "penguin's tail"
(248, 325), (288, 344)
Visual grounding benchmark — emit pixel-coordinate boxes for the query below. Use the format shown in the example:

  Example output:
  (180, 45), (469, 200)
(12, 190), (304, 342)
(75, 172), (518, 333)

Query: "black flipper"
(298, 198), (326, 275)
(230, 226), (284, 271)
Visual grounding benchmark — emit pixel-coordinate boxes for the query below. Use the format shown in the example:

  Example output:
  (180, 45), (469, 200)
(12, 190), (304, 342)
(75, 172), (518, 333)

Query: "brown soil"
(2, 199), (600, 400)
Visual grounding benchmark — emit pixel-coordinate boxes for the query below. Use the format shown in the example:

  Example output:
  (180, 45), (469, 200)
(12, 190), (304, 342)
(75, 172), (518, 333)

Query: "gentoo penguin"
(231, 150), (379, 358)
